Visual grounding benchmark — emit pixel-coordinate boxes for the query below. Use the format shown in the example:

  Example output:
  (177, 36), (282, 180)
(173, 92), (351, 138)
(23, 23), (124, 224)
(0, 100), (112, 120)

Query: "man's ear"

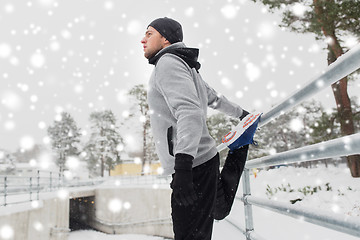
(163, 37), (171, 47)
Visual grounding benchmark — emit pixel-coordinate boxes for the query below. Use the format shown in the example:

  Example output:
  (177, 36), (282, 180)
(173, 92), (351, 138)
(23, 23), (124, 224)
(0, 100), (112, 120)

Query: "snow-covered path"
(212, 219), (246, 240)
(68, 231), (167, 240)
(67, 220), (247, 240)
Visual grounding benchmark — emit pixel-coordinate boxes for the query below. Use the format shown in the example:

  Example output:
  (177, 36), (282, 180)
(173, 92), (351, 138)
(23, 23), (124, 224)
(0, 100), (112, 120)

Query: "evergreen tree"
(84, 110), (123, 177)
(252, 101), (324, 167)
(310, 108), (340, 144)
(47, 112), (81, 173)
(251, 0), (360, 176)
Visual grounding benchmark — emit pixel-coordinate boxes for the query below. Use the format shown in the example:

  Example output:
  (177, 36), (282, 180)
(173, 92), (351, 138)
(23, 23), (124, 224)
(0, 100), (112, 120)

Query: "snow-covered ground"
(249, 164), (360, 217)
(68, 231), (167, 240)
(68, 164), (360, 240)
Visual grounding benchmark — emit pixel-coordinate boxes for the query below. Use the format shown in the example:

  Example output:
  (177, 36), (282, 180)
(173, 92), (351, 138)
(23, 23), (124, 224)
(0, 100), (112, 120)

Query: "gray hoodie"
(147, 42), (244, 175)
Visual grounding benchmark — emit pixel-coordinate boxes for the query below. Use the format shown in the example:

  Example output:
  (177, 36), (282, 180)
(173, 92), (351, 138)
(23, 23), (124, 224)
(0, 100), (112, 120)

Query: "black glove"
(240, 109), (250, 120)
(171, 153), (198, 206)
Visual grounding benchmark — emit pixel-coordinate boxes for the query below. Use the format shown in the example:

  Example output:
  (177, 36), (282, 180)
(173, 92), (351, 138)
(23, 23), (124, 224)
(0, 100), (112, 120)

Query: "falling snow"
(0, 225), (14, 239)
(2, 0), (354, 153)
(289, 118), (304, 132)
(0, 0), (359, 238)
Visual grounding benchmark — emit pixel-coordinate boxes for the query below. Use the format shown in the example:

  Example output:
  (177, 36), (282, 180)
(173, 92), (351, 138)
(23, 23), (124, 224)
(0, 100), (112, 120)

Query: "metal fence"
(0, 170), (62, 206)
(232, 44), (360, 239)
(0, 170), (170, 207)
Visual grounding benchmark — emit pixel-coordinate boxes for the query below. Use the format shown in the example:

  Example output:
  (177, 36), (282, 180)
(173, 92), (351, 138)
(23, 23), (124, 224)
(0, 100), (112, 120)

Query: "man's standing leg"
(171, 154), (220, 240)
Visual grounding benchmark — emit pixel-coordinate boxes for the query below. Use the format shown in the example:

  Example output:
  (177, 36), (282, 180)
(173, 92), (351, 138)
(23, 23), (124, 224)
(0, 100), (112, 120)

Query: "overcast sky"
(1, 0), (359, 153)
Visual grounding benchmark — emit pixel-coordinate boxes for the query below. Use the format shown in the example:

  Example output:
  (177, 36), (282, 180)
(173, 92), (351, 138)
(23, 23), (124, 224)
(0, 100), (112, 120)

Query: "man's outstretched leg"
(213, 145), (249, 220)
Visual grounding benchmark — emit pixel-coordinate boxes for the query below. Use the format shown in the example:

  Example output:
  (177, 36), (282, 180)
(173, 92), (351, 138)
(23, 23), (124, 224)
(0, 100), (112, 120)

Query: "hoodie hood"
(149, 43), (201, 71)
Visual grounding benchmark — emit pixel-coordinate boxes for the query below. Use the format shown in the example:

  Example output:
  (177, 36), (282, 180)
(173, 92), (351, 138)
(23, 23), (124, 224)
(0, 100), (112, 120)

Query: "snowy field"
(68, 164), (360, 240)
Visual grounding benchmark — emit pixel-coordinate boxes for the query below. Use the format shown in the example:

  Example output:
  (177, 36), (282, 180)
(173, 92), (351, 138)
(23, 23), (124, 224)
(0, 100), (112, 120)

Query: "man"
(141, 17), (250, 240)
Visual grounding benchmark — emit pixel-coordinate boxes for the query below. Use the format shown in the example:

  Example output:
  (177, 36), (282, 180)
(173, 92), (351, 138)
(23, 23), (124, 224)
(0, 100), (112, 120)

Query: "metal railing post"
(4, 176), (7, 206)
(37, 170), (40, 201)
(59, 171), (63, 187)
(58, 172), (61, 188)
(29, 177), (33, 201)
(50, 171), (52, 191)
(242, 168), (254, 239)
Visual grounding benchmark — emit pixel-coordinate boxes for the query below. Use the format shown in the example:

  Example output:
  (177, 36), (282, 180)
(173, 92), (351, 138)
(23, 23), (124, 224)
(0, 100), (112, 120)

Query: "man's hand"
(171, 153), (198, 206)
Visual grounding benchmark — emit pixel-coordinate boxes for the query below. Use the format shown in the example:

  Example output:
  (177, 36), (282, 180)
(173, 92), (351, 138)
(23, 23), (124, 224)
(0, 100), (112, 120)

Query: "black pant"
(171, 146), (248, 240)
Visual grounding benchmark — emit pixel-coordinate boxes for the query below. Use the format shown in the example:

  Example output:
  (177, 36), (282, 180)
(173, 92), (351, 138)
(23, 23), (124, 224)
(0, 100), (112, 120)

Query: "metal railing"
(0, 170), (170, 207)
(0, 170), (63, 206)
(99, 173), (171, 187)
(0, 170), (104, 206)
(228, 44), (360, 239)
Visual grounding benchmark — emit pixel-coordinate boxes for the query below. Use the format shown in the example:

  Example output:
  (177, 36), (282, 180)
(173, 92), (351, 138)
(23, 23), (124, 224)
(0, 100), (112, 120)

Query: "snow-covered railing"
(0, 171), (108, 206)
(0, 170), (170, 207)
(0, 170), (62, 206)
(234, 44), (360, 239)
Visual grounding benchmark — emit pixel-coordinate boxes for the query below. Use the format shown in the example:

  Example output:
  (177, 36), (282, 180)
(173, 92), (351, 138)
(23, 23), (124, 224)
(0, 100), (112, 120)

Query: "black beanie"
(148, 17), (183, 44)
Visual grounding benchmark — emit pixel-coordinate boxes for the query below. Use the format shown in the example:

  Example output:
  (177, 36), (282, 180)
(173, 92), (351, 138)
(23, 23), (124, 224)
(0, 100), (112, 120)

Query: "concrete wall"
(0, 186), (173, 239)
(0, 197), (69, 240)
(92, 187), (173, 239)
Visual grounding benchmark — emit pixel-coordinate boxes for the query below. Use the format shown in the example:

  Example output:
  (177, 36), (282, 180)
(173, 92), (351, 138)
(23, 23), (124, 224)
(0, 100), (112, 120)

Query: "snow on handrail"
(245, 132), (360, 169)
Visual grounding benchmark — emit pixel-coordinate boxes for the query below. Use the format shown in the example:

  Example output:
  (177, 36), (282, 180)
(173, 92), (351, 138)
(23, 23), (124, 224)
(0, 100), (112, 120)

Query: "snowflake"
(108, 198), (122, 213)
(221, 77), (233, 89)
(185, 7), (194, 17)
(290, 118), (304, 132)
(246, 62), (261, 82)
(4, 4), (15, 13)
(235, 91), (243, 99)
(103, 1), (114, 10)
(123, 201), (131, 210)
(221, 4), (238, 19)
(257, 22), (275, 39)
(292, 3), (307, 17)
(4, 120), (16, 130)
(33, 221), (44, 232)
(3, 92), (19, 109)
(0, 43), (12, 58)
(57, 189), (69, 200)
(37, 0), (56, 7)
(134, 157), (141, 165)
(127, 20), (142, 35)
(30, 52), (46, 68)
(0, 225), (14, 239)
(20, 135), (35, 150)
(66, 156), (80, 170)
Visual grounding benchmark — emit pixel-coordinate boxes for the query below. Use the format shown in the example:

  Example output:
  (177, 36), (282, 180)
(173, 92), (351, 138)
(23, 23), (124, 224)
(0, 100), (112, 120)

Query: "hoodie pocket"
(167, 126), (174, 157)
